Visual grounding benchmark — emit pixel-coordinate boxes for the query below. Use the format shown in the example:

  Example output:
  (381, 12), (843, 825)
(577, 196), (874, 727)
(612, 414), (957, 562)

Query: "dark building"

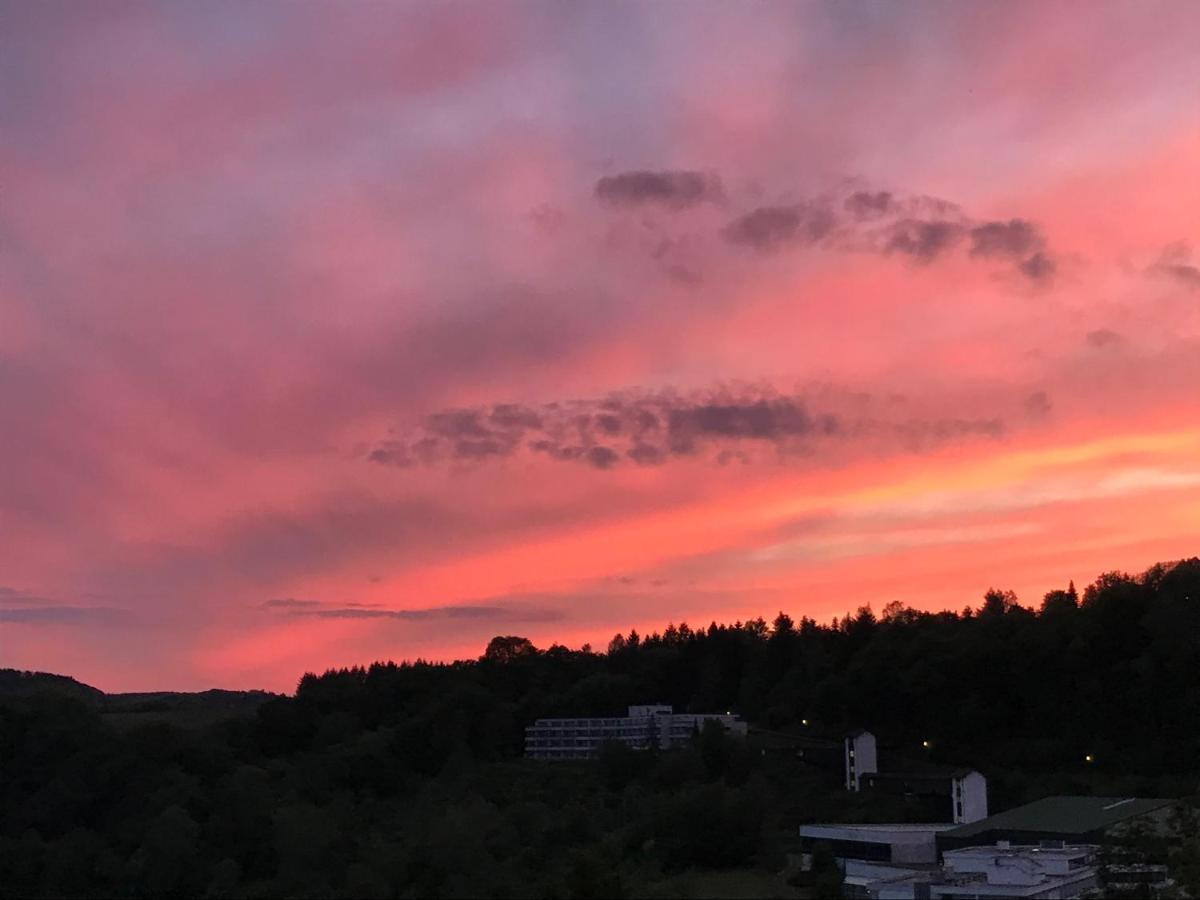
(937, 796), (1176, 852)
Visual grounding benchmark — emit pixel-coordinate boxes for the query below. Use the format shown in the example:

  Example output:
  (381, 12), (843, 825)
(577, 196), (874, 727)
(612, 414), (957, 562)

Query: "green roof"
(944, 796), (1175, 839)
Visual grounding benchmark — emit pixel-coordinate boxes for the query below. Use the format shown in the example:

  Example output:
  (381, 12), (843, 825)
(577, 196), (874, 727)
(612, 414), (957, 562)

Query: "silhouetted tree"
(482, 635), (539, 664)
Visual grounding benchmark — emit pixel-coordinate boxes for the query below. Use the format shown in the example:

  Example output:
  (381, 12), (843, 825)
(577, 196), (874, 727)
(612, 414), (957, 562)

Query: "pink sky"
(2, 2), (1198, 692)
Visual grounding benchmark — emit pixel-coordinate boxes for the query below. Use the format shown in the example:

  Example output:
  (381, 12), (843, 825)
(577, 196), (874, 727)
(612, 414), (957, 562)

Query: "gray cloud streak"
(270, 603), (564, 623)
(0, 606), (130, 625)
(594, 170), (724, 209)
(712, 184), (1055, 282)
(368, 385), (1006, 472)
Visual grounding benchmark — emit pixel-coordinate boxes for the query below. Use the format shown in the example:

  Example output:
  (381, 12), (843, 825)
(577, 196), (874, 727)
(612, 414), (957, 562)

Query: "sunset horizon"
(4, 2), (1199, 696)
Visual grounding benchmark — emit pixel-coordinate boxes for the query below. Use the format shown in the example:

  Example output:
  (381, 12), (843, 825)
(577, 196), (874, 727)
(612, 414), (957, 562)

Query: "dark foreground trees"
(2, 557), (1199, 897)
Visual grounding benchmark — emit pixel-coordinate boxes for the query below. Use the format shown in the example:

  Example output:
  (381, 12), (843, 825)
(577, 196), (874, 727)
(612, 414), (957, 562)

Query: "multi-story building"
(841, 730), (989, 825)
(524, 704), (747, 759)
(798, 823), (955, 866)
(845, 729), (879, 791)
(836, 843), (1100, 899)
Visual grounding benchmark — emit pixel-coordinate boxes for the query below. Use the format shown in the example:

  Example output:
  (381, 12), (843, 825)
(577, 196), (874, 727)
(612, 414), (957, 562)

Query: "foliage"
(2, 557), (1199, 897)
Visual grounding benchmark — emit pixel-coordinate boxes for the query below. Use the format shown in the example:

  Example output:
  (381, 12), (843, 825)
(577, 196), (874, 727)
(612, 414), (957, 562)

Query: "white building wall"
(844, 731), (878, 791)
(953, 770), (989, 823)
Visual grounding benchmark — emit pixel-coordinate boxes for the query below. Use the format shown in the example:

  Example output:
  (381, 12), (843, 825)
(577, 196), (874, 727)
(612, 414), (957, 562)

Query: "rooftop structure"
(845, 730), (878, 791)
(842, 843), (1100, 899)
(524, 704), (746, 760)
(938, 796), (1176, 851)
(841, 730), (988, 824)
(799, 823), (955, 866)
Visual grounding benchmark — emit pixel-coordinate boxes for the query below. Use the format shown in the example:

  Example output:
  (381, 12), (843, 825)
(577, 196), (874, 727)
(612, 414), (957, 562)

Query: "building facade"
(952, 770), (989, 825)
(841, 730), (988, 825)
(524, 704), (747, 760)
(937, 796), (1176, 852)
(841, 843), (1100, 900)
(798, 823), (953, 866)
(845, 729), (879, 791)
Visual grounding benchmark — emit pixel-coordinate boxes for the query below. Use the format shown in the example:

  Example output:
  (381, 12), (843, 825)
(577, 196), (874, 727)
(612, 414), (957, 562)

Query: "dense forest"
(3, 558), (1200, 898)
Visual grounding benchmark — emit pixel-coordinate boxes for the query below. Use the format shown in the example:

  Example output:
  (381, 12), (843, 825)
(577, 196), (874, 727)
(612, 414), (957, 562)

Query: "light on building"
(922, 739), (931, 749)
(1084, 754), (1094, 763)
(801, 718), (809, 726)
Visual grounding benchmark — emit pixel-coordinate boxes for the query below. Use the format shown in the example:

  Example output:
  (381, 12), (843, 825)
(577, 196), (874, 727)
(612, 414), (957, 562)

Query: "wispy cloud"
(711, 185), (1055, 281)
(594, 170), (724, 209)
(368, 384), (1004, 471)
(0, 586), (51, 606)
(265, 601), (563, 623)
(0, 606), (130, 625)
(261, 597), (322, 609)
(1149, 242), (1200, 290)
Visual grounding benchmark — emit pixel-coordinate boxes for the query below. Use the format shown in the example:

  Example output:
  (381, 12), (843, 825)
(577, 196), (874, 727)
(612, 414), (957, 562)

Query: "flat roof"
(944, 844), (1094, 860)
(799, 823), (956, 843)
(943, 796), (1175, 840)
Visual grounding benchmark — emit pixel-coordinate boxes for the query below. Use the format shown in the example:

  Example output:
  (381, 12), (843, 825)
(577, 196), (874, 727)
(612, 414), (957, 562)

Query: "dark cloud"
(1018, 252), (1057, 283)
(367, 443), (413, 467)
(369, 385), (1005, 472)
(0, 586), (129, 625)
(453, 438), (509, 460)
(844, 190), (894, 219)
(1149, 243), (1200, 290)
(427, 409), (490, 439)
(627, 443), (664, 466)
(586, 446), (620, 469)
(667, 398), (819, 440)
(886, 219), (965, 263)
(490, 404), (543, 430)
(1086, 328), (1124, 348)
(710, 185), (1056, 280)
(279, 603), (563, 623)
(723, 203), (836, 251)
(594, 413), (622, 435)
(969, 219), (1045, 259)
(261, 597), (321, 609)
(594, 170), (723, 209)
(0, 586), (50, 605)
(1159, 262), (1200, 289)
(958, 217), (1056, 284)
(894, 417), (1005, 445)
(0, 606), (130, 625)
(1025, 391), (1052, 417)
(529, 440), (586, 462)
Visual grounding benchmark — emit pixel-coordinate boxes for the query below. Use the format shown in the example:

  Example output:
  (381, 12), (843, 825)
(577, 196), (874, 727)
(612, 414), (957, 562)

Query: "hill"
(2, 557), (1199, 898)
(0, 669), (105, 705)
(0, 669), (276, 728)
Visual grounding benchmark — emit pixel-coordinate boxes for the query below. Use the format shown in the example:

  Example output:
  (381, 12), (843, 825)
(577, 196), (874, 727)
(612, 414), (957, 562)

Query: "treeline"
(2, 558), (1199, 898)
(293, 558), (1200, 774)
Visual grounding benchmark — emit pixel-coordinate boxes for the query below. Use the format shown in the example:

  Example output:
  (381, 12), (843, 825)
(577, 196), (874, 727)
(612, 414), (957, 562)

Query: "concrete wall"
(845, 731), (878, 791)
(798, 824), (947, 865)
(953, 770), (989, 824)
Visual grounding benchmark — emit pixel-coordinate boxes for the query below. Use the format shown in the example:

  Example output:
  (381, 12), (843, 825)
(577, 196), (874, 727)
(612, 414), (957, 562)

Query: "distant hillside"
(3, 558), (1200, 899)
(0, 669), (276, 727)
(0, 669), (105, 704)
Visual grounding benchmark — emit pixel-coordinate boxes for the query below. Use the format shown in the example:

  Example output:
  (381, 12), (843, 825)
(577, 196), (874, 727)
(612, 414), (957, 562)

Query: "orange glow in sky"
(2, 3), (1198, 691)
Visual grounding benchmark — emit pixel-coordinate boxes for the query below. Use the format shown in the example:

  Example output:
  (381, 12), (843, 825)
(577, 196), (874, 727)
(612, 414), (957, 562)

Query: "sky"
(2, 1), (1199, 692)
